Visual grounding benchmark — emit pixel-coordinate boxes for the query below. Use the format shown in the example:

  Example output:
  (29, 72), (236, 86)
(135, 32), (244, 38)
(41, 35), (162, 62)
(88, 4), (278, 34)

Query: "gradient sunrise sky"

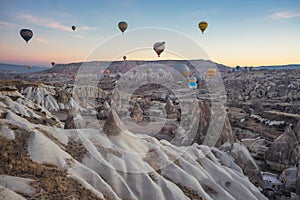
(0, 0), (300, 67)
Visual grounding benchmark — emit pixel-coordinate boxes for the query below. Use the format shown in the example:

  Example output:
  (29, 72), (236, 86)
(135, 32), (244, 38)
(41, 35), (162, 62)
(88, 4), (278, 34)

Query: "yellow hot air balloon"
(118, 21), (128, 33)
(207, 68), (217, 79)
(198, 21), (208, 34)
(27, 65), (32, 69)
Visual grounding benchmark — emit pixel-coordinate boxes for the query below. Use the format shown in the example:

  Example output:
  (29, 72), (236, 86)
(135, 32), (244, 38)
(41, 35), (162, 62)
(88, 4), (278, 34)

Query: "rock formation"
(220, 142), (264, 187)
(193, 101), (236, 147)
(103, 109), (127, 136)
(96, 101), (111, 120)
(165, 97), (180, 120)
(130, 102), (143, 123)
(265, 126), (298, 171)
(279, 167), (297, 191)
(64, 108), (84, 129)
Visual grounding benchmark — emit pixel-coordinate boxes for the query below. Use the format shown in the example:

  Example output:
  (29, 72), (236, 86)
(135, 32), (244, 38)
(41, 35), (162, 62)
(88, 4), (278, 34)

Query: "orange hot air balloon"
(104, 69), (110, 75)
(207, 68), (217, 79)
(188, 76), (197, 82)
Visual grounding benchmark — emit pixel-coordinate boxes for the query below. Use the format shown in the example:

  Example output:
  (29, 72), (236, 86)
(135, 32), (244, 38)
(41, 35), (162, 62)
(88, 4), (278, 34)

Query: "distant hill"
(0, 63), (50, 74)
(253, 64), (300, 70)
(45, 59), (231, 74)
(2, 62), (299, 75)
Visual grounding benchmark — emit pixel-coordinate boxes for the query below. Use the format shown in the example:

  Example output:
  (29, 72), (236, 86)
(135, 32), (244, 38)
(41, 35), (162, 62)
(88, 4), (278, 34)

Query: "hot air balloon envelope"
(158, 69), (165, 77)
(145, 74), (152, 81)
(145, 68), (152, 74)
(198, 21), (208, 33)
(20, 29), (33, 43)
(173, 64), (190, 77)
(118, 21), (128, 33)
(153, 42), (165, 57)
(189, 82), (197, 89)
(188, 76), (197, 82)
(207, 68), (217, 79)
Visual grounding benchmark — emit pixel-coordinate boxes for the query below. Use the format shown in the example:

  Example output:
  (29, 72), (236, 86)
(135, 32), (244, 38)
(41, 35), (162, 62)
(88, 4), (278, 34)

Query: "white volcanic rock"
(0, 185), (26, 200)
(64, 108), (84, 129)
(0, 86), (268, 200)
(22, 85), (60, 112)
(220, 142), (264, 187)
(0, 175), (35, 196)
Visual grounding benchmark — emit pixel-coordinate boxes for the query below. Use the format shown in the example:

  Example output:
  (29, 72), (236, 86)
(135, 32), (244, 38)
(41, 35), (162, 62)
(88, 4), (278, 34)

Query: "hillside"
(0, 81), (268, 200)
(0, 63), (50, 74)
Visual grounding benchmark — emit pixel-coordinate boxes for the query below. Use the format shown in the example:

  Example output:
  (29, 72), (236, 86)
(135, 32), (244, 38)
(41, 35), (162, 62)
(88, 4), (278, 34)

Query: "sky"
(0, 0), (300, 67)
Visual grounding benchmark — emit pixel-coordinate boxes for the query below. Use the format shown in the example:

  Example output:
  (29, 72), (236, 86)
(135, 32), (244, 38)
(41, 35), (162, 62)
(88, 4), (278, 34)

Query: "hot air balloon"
(153, 42), (165, 57)
(145, 68), (152, 74)
(145, 74), (152, 81)
(198, 21), (208, 34)
(20, 29), (33, 43)
(189, 82), (197, 90)
(123, 56), (127, 61)
(51, 62), (55, 67)
(173, 64), (190, 77)
(158, 69), (165, 77)
(188, 76), (197, 83)
(207, 68), (217, 79)
(71, 26), (76, 31)
(118, 21), (128, 33)
(104, 69), (110, 75)
(27, 65), (32, 69)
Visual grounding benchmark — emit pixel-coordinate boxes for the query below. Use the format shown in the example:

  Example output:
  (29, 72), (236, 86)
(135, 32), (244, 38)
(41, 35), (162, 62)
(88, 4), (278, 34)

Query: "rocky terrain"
(0, 63), (299, 199)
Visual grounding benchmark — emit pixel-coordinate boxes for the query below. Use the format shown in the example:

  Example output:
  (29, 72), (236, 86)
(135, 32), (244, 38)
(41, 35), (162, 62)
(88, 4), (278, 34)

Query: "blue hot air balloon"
(189, 82), (197, 90)
(20, 29), (33, 43)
